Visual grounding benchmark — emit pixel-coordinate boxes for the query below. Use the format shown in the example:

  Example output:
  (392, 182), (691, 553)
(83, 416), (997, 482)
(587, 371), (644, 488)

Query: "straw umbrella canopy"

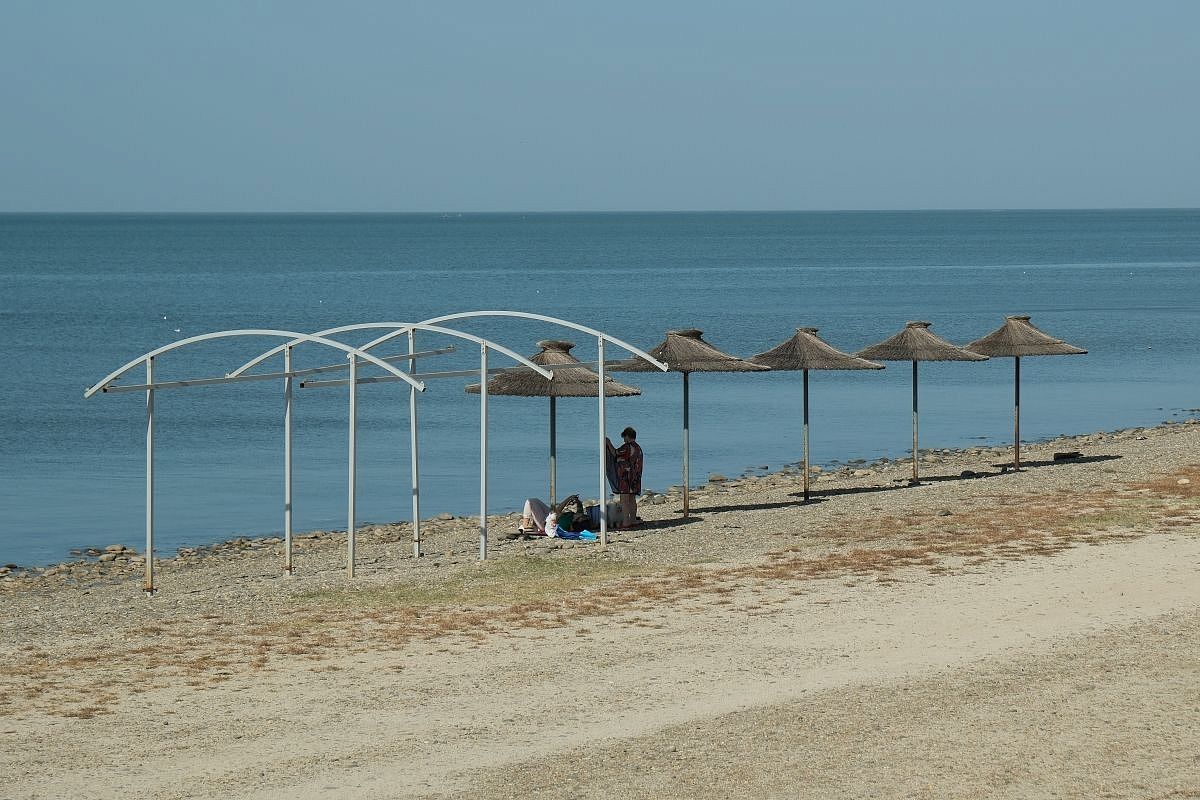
(466, 340), (641, 504)
(856, 321), (988, 483)
(611, 329), (767, 516)
(966, 315), (1086, 470)
(750, 327), (884, 501)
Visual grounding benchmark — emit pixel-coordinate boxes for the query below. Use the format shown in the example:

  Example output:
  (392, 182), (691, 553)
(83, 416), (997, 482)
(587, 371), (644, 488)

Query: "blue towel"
(552, 529), (600, 542)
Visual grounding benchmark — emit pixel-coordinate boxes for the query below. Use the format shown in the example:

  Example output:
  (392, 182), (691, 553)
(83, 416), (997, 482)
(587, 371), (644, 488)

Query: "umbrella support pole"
(1013, 356), (1021, 471)
(911, 360), (920, 484)
(549, 396), (557, 505)
(682, 372), (690, 517)
(802, 370), (810, 502)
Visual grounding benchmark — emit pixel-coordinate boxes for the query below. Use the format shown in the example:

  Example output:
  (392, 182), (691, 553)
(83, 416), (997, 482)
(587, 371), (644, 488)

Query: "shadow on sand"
(674, 453), (1122, 514)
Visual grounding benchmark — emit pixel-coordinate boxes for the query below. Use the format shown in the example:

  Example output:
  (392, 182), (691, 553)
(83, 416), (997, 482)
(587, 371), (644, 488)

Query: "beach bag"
(585, 502), (622, 529)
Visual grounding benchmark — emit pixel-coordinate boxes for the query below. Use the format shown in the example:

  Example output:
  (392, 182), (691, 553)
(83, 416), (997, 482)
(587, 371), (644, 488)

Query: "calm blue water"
(2, 211), (1198, 566)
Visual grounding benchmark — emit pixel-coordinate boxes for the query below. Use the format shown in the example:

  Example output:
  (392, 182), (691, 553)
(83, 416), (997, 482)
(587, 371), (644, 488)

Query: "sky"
(2, 1), (1198, 212)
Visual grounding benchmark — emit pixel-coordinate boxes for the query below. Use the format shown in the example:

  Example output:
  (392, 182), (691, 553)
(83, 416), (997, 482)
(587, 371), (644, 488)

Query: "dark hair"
(621, 426), (637, 439)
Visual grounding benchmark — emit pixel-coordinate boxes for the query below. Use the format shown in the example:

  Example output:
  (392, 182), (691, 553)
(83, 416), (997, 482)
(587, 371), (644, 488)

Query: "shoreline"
(4, 415), (1198, 579)
(2, 414), (1197, 585)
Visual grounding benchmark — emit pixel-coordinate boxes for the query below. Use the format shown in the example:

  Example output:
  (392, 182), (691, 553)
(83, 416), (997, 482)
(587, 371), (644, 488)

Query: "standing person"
(606, 426), (643, 528)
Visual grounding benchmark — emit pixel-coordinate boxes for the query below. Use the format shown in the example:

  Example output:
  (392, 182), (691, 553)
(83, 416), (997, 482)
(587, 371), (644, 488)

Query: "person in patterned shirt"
(606, 426), (644, 528)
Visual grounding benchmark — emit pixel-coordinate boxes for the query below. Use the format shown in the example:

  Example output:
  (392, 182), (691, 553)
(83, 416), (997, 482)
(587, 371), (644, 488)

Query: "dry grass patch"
(5, 467), (1200, 720)
(1133, 464), (1200, 499)
(302, 554), (643, 611)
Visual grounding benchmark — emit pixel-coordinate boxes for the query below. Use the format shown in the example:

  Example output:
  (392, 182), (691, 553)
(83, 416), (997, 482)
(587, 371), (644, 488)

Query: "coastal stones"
(709, 474), (728, 483)
(436, 513), (455, 521)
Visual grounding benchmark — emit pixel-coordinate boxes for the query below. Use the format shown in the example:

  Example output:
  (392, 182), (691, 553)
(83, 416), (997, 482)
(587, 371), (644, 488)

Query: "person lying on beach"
(519, 494), (594, 536)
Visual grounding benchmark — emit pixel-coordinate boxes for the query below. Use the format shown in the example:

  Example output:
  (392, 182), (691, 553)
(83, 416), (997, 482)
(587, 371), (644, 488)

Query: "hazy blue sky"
(2, 1), (1197, 211)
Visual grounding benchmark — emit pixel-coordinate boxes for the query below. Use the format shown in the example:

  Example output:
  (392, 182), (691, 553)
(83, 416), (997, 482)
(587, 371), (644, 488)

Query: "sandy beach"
(2, 421), (1198, 799)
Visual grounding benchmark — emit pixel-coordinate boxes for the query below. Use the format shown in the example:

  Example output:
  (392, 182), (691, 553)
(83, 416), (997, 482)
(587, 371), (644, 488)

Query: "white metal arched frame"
(231, 313), (668, 551)
(85, 329), (430, 595)
(229, 322), (555, 562)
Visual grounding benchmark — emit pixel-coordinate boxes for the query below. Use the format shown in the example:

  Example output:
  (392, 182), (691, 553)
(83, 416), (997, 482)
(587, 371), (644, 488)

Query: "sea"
(2, 210), (1198, 567)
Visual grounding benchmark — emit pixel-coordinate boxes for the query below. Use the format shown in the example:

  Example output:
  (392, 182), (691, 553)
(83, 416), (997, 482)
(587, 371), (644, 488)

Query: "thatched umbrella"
(857, 321), (988, 483)
(751, 328), (885, 501)
(466, 340), (641, 504)
(611, 329), (767, 516)
(966, 315), (1086, 470)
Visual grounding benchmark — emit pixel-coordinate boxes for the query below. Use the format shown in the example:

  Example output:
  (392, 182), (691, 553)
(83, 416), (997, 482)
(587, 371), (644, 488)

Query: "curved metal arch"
(84, 329), (426, 399)
(226, 323), (553, 380)
(415, 311), (668, 370)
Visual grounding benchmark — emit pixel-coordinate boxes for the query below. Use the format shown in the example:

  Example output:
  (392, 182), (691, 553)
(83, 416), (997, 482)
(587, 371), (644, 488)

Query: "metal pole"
(347, 354), (357, 578)
(598, 337), (607, 546)
(479, 345), (489, 560)
(283, 345), (293, 575)
(682, 372), (690, 517)
(549, 396), (557, 505)
(911, 360), (920, 484)
(1013, 356), (1021, 471)
(802, 369), (811, 502)
(144, 357), (155, 596)
(409, 330), (421, 558)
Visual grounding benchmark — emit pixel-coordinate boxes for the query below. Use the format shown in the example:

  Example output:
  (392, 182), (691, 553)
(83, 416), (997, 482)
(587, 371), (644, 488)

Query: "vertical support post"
(283, 345), (294, 576)
(479, 345), (489, 560)
(597, 337), (608, 546)
(682, 371), (691, 517)
(347, 354), (357, 578)
(549, 396), (557, 505)
(408, 330), (421, 558)
(802, 369), (811, 502)
(911, 360), (920, 484)
(1013, 356), (1021, 471)
(144, 357), (156, 596)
